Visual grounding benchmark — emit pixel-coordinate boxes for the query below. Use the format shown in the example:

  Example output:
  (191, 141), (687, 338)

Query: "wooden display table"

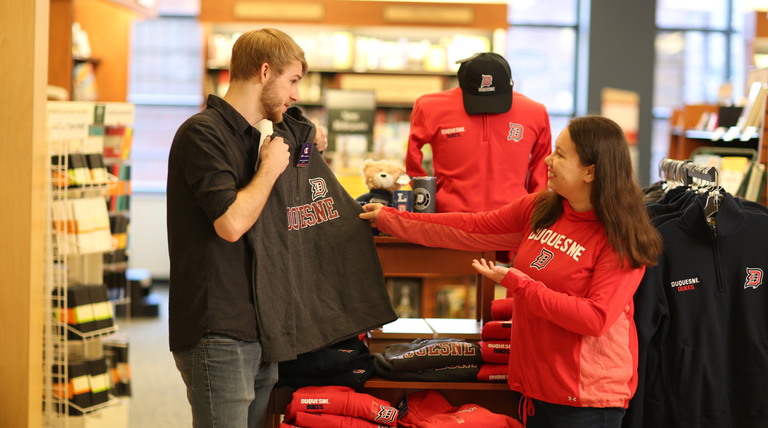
(266, 238), (517, 426)
(373, 236), (498, 324)
(367, 317), (483, 353)
(268, 317), (519, 427)
(269, 377), (518, 426)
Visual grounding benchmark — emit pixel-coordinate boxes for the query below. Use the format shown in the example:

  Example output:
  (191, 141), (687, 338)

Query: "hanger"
(659, 158), (688, 190)
(684, 162), (721, 222)
(658, 158), (722, 225)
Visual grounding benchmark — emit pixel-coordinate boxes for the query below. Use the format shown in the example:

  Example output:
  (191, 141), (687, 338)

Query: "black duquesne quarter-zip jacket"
(247, 107), (396, 363)
(627, 193), (768, 428)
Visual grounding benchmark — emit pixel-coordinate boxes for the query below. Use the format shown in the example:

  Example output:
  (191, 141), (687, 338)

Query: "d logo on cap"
(480, 74), (494, 90)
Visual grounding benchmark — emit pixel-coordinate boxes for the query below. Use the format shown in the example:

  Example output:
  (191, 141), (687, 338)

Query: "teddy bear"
(356, 159), (406, 206)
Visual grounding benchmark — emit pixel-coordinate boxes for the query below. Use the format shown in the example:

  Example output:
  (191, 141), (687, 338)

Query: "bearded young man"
(166, 28), (327, 428)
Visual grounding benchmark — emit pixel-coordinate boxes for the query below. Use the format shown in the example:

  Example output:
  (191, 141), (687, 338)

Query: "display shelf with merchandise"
(202, 24), (492, 106)
(201, 25), (485, 174)
(668, 82), (768, 204)
(265, 238), (519, 426)
(745, 10), (768, 69)
(48, 0), (154, 103)
(44, 101), (135, 428)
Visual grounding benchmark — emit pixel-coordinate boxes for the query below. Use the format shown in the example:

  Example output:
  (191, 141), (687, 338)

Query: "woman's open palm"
(472, 258), (509, 283)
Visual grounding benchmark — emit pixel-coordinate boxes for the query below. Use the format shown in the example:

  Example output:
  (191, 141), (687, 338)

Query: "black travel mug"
(412, 176), (436, 213)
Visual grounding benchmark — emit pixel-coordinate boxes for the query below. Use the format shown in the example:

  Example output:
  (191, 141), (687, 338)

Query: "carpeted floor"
(120, 283), (192, 428)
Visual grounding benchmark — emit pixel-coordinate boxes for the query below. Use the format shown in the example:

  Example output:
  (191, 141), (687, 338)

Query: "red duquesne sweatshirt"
(376, 192), (646, 408)
(406, 87), (551, 213)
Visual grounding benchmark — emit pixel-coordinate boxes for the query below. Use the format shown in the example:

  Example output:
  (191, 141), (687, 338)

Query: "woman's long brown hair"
(531, 116), (662, 268)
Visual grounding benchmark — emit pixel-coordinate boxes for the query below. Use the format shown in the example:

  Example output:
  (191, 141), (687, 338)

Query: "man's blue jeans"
(172, 333), (278, 428)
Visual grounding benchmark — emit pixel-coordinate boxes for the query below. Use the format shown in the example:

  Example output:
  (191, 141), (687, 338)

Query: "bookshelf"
(745, 10), (768, 69)
(48, 0), (156, 102)
(198, 0), (507, 192)
(373, 236), (498, 322)
(668, 96), (768, 204)
(199, 0), (507, 106)
(742, 7), (768, 207)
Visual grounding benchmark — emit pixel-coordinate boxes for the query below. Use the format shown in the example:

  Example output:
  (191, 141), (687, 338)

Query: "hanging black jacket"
(626, 193), (768, 428)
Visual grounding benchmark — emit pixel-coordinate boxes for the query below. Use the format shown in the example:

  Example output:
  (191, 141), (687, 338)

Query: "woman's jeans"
(173, 333), (278, 428)
(526, 398), (626, 428)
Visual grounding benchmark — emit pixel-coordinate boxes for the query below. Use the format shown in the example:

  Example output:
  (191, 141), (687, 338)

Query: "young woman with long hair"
(360, 115), (663, 428)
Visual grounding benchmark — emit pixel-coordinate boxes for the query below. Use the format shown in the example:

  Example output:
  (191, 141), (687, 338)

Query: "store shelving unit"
(43, 101), (135, 428)
(48, 0), (156, 102)
(668, 80), (768, 204)
(266, 238), (518, 426)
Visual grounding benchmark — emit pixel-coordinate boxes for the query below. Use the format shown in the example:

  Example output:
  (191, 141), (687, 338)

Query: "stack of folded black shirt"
(277, 336), (375, 389)
(373, 338), (481, 382)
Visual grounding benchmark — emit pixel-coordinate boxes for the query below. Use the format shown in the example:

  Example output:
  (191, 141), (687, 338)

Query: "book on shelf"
(86, 153), (109, 184)
(694, 111), (718, 131)
(719, 156), (751, 195)
(104, 126), (133, 160)
(739, 161), (766, 202)
(73, 62), (98, 101)
(70, 198), (113, 254)
(724, 82), (768, 141)
(691, 153), (722, 169)
(85, 124), (105, 153)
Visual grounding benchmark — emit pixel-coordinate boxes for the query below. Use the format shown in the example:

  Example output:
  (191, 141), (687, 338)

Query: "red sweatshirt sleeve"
(377, 209), (521, 251)
(501, 248), (646, 337)
(376, 195), (536, 252)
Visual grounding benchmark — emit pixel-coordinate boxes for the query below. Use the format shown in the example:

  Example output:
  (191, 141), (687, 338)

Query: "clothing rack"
(658, 157), (720, 188)
(659, 157), (724, 218)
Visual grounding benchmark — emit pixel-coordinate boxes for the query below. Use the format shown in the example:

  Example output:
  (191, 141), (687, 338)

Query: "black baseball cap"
(457, 52), (513, 114)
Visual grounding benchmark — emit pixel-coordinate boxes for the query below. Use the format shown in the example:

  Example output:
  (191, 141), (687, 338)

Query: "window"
(507, 0), (579, 139)
(506, 26), (577, 116)
(128, 16), (203, 192)
(655, 31), (731, 110)
(508, 0), (578, 25)
(656, 0), (731, 30)
(650, 0), (746, 182)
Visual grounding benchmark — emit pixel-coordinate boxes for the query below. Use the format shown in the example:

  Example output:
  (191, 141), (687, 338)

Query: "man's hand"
(257, 134), (290, 179)
(312, 123), (328, 152)
(214, 134), (289, 242)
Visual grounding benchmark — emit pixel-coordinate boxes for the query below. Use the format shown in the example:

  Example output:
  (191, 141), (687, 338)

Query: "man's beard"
(261, 77), (284, 123)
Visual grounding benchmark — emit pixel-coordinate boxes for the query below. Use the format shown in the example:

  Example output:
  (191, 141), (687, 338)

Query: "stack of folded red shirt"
(477, 298), (513, 383)
(397, 389), (522, 428)
(281, 385), (398, 428)
(280, 386), (523, 427)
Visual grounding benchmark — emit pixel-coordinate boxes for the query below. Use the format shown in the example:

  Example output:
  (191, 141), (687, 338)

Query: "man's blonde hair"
(229, 28), (307, 82)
